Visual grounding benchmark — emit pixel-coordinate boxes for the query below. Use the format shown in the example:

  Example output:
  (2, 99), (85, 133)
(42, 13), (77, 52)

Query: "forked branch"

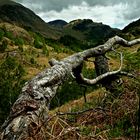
(78, 51), (123, 85)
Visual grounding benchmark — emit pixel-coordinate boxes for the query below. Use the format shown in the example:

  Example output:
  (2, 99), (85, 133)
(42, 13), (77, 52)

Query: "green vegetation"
(0, 26), (26, 47)
(79, 125), (92, 136)
(0, 29), (4, 41)
(14, 37), (24, 46)
(0, 56), (25, 124)
(0, 13), (139, 139)
(124, 48), (140, 72)
(0, 39), (8, 52)
(42, 45), (49, 56)
(50, 67), (97, 109)
(33, 33), (45, 49)
(59, 35), (82, 51)
(45, 38), (72, 53)
(107, 116), (135, 138)
(30, 57), (36, 64)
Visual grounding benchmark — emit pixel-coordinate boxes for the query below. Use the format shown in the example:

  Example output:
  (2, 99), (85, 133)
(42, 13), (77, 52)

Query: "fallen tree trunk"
(1, 36), (140, 140)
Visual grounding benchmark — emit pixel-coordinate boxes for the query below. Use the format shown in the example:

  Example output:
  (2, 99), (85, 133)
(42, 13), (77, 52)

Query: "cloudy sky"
(13, 0), (140, 29)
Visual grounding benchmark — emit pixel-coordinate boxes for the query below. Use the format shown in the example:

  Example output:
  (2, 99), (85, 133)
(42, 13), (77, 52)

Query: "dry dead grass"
(24, 67), (40, 80)
(36, 56), (49, 67)
(0, 22), (33, 42)
(46, 78), (138, 140)
(49, 88), (105, 115)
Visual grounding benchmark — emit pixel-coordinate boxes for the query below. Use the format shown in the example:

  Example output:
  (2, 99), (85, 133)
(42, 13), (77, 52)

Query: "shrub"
(0, 39), (8, 52)
(5, 31), (14, 40)
(42, 45), (49, 56)
(30, 57), (36, 64)
(33, 33), (45, 49)
(0, 29), (4, 41)
(0, 56), (25, 125)
(14, 37), (24, 46)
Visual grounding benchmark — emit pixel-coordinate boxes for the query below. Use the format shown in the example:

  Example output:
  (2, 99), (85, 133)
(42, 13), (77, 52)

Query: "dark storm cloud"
(13, 0), (133, 12)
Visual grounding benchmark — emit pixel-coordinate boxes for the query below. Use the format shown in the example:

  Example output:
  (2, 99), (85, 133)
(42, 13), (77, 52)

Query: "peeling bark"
(1, 36), (140, 140)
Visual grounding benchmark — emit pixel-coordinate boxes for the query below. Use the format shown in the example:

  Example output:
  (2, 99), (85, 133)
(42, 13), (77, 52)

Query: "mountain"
(0, 0), (61, 39)
(122, 18), (140, 37)
(60, 19), (120, 49)
(48, 20), (68, 28)
(66, 19), (120, 40)
(0, 0), (120, 50)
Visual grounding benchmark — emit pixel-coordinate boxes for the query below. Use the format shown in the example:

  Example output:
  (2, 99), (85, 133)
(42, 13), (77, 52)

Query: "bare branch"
(56, 107), (109, 116)
(119, 71), (136, 78)
(78, 51), (123, 85)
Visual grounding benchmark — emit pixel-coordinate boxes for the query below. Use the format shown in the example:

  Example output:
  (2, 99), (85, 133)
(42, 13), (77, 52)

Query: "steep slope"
(65, 19), (120, 44)
(0, 22), (73, 125)
(0, 1), (120, 49)
(0, 16), (140, 139)
(0, 0), (62, 39)
(122, 18), (140, 37)
(57, 19), (120, 51)
(48, 20), (68, 28)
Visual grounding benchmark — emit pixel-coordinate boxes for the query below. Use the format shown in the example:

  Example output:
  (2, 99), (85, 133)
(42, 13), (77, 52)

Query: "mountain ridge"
(0, 0), (139, 49)
(0, 0), (121, 48)
(0, 0), (62, 39)
(122, 18), (140, 37)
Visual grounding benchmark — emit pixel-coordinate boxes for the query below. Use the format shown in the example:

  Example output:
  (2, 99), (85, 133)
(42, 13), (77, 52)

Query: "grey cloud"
(14, 0), (83, 12)
(13, 0), (134, 12)
(123, 1), (140, 20)
(12, 0), (140, 28)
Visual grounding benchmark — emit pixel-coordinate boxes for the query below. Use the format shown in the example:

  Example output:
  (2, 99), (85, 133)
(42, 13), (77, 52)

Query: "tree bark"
(94, 54), (120, 91)
(0, 36), (140, 140)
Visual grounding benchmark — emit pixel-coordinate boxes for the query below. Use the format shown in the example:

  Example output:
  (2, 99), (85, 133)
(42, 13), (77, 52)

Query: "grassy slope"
(0, 22), (72, 77)
(0, 22), (140, 139)
(47, 44), (140, 139)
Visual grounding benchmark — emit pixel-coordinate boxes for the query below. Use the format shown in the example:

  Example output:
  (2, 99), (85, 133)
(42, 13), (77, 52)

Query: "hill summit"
(48, 20), (68, 28)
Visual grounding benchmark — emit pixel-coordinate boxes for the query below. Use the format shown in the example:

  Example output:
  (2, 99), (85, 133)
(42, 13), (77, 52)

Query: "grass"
(50, 88), (105, 114)
(47, 77), (139, 139)
(46, 42), (140, 140)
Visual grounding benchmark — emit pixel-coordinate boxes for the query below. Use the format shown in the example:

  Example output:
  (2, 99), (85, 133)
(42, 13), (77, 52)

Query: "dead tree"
(0, 36), (140, 140)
